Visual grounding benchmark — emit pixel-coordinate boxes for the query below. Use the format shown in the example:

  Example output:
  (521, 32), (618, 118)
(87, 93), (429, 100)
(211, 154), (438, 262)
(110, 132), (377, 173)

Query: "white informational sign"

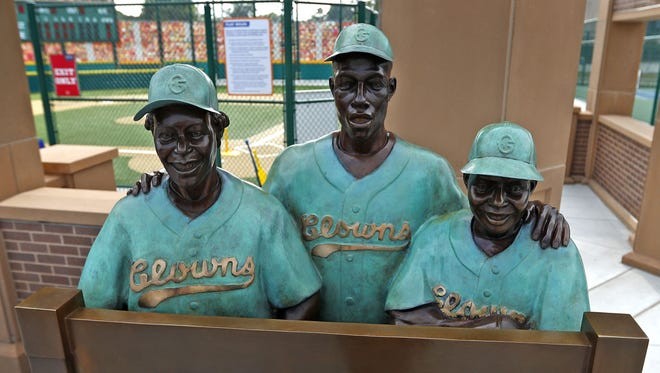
(223, 18), (273, 95)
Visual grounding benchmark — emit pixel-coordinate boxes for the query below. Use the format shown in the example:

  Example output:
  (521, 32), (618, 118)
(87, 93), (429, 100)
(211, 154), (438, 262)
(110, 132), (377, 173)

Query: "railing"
(16, 287), (649, 373)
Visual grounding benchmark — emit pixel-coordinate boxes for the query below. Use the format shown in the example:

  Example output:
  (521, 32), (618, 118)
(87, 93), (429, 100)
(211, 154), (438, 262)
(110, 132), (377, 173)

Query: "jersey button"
(189, 301), (199, 310)
(346, 254), (354, 262)
(352, 206), (360, 213)
(483, 290), (492, 298)
(193, 233), (202, 239)
(345, 297), (355, 306)
(491, 265), (500, 275)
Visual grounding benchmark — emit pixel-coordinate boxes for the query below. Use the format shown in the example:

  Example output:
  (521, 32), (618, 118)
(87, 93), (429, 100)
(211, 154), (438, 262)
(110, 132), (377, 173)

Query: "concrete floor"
(561, 184), (660, 372)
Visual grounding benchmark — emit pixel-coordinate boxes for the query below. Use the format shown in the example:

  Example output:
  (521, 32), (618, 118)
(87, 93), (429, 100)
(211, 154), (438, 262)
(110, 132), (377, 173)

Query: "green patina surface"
(264, 134), (467, 324)
(386, 210), (590, 331)
(78, 169), (321, 316)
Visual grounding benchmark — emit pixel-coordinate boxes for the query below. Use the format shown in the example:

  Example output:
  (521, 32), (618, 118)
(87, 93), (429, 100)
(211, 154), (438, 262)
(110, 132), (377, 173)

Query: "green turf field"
(34, 102), (285, 145)
(32, 96), (290, 186)
(112, 156), (144, 187)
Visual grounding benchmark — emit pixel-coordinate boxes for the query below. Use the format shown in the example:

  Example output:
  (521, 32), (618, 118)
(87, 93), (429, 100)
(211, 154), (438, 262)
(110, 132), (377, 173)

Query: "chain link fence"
(18, 0), (378, 187)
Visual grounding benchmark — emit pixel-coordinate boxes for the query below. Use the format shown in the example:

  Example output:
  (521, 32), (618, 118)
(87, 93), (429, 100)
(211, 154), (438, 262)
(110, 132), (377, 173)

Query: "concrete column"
(624, 122), (660, 275)
(381, 0), (586, 207)
(0, 0), (44, 371)
(0, 4), (45, 199)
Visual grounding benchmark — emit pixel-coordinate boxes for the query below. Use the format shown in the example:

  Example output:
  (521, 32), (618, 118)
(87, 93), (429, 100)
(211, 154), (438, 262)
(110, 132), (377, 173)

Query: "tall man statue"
(262, 24), (569, 324)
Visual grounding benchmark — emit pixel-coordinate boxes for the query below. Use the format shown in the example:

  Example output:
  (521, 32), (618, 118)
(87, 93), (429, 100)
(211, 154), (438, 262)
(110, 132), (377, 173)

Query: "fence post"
(27, 1), (58, 145)
(156, 5), (165, 65)
(189, 4), (196, 65)
(370, 9), (378, 26)
(204, 3), (221, 167)
(357, 1), (366, 23)
(204, 3), (217, 82)
(284, 0), (296, 146)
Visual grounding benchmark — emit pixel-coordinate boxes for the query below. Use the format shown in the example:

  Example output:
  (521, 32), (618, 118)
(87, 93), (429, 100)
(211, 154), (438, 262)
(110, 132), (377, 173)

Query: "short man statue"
(385, 123), (589, 331)
(79, 64), (321, 319)
(263, 24), (570, 324)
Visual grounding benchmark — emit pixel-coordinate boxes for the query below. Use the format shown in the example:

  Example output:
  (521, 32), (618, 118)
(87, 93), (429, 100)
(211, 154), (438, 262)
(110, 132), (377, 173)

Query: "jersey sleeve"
(385, 220), (439, 311)
(534, 241), (590, 331)
(78, 202), (131, 310)
(432, 157), (468, 216)
(262, 150), (289, 205)
(263, 205), (322, 309)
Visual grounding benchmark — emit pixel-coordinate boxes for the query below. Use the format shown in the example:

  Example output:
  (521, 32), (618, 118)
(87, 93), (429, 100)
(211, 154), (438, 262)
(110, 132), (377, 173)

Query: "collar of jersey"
(449, 210), (534, 277)
(313, 132), (410, 193)
(143, 167), (243, 237)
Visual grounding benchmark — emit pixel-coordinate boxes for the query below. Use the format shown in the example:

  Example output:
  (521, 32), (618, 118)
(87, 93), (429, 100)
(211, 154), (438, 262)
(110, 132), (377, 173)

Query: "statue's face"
(152, 105), (217, 190)
(330, 54), (395, 143)
(467, 175), (531, 238)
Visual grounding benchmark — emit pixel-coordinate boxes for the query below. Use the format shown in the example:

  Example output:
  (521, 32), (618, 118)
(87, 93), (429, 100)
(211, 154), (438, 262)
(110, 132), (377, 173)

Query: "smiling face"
(330, 53), (396, 145)
(152, 104), (218, 191)
(466, 174), (534, 239)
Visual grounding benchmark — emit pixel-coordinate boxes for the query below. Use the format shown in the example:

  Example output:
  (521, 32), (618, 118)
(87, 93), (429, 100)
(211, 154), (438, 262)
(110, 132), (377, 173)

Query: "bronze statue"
(132, 25), (570, 324)
(79, 64), (321, 319)
(385, 122), (589, 331)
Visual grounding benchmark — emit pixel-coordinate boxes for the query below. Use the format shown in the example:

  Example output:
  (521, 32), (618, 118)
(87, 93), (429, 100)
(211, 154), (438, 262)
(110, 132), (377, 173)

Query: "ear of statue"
(529, 180), (538, 193)
(210, 112), (230, 147)
(144, 114), (155, 132)
(463, 174), (470, 188)
(387, 77), (397, 100)
(219, 112), (230, 129)
(328, 77), (335, 92)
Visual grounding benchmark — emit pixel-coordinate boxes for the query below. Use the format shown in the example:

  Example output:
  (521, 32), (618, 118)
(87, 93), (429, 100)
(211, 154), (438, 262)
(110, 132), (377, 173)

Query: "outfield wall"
(24, 62), (332, 93)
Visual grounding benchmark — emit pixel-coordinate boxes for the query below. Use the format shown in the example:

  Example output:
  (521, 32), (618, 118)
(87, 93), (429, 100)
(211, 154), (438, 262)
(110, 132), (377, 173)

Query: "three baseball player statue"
(385, 123), (589, 331)
(125, 24), (573, 324)
(78, 64), (321, 319)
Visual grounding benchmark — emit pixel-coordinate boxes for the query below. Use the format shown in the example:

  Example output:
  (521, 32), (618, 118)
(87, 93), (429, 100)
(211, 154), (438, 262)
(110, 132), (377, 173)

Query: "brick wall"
(1, 220), (99, 300)
(592, 125), (651, 219)
(570, 116), (592, 178)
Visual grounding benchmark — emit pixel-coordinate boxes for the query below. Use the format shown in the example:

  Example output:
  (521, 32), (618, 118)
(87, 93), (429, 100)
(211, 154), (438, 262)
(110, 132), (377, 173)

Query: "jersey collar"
(450, 211), (534, 277)
(144, 168), (243, 237)
(313, 131), (410, 193)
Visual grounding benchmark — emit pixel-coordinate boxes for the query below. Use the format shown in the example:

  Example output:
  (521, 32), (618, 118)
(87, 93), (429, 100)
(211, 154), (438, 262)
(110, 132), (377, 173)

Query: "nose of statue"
(492, 188), (507, 206)
(175, 138), (191, 154)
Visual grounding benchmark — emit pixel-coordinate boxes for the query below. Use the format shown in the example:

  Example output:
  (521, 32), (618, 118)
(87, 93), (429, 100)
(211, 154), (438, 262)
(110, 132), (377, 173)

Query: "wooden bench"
(15, 287), (649, 373)
(39, 145), (119, 191)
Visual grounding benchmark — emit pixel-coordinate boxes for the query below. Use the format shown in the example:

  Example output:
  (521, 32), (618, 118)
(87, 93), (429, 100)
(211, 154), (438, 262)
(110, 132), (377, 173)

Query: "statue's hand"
(127, 171), (165, 196)
(525, 200), (571, 249)
(388, 304), (445, 326)
(279, 292), (320, 320)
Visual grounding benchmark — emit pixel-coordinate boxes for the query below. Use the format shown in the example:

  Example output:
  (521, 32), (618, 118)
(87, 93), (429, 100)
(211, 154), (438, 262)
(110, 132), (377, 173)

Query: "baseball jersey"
(264, 133), (467, 324)
(79, 168), (321, 317)
(385, 209), (590, 331)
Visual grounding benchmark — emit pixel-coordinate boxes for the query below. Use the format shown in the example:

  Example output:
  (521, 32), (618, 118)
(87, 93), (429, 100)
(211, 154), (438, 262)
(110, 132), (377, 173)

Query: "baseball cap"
(325, 23), (393, 62)
(461, 122), (544, 181)
(134, 64), (220, 121)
